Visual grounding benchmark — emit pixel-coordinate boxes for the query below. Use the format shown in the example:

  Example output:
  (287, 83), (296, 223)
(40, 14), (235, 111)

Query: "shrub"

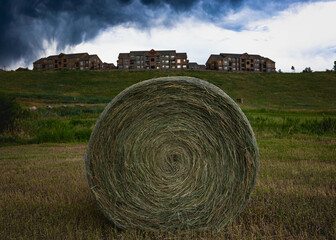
(0, 93), (23, 133)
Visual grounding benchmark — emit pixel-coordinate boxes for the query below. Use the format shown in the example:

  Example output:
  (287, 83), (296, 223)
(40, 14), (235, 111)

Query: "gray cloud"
(0, 0), (315, 68)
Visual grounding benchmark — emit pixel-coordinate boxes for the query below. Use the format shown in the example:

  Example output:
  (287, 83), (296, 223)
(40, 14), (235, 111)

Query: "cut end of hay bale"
(84, 76), (259, 231)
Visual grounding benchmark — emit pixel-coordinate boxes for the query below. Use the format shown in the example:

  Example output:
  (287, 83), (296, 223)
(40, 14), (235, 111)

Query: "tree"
(302, 67), (312, 73)
(333, 61), (336, 71)
(278, 69), (282, 73)
(291, 66), (295, 72)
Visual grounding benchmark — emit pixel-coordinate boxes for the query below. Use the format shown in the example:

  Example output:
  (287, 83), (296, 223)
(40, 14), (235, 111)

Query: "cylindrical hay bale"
(84, 76), (259, 231)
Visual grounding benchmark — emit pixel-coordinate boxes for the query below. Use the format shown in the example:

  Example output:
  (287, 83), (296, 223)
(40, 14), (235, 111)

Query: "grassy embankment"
(0, 70), (335, 239)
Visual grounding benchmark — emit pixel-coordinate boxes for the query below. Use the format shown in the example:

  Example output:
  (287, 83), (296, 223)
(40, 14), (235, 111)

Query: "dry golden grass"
(1, 137), (335, 239)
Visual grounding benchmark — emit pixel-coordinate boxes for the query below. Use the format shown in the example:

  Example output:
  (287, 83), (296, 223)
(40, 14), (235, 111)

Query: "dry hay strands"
(84, 76), (259, 231)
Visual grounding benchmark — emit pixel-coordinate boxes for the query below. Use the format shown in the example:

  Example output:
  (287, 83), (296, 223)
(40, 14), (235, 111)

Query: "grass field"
(0, 70), (335, 239)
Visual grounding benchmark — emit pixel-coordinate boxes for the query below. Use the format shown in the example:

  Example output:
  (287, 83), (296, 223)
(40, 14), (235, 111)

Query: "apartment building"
(206, 53), (276, 72)
(33, 53), (103, 71)
(117, 49), (189, 70)
(189, 62), (206, 70)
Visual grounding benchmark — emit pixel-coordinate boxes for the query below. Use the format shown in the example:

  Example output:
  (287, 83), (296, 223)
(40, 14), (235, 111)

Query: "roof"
(220, 53), (242, 58)
(176, 52), (187, 58)
(209, 54), (225, 60)
(265, 58), (275, 63)
(118, 53), (129, 58)
(220, 53), (264, 58)
(47, 53), (88, 59)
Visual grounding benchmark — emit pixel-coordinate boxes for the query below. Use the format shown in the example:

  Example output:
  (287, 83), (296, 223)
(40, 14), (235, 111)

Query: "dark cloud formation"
(0, 0), (315, 68)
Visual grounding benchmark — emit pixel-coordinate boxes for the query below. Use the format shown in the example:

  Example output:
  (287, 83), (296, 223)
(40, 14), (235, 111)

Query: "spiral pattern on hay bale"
(84, 76), (259, 231)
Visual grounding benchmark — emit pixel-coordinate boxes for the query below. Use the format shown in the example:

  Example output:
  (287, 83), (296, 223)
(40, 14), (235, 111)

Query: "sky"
(1, 0), (336, 72)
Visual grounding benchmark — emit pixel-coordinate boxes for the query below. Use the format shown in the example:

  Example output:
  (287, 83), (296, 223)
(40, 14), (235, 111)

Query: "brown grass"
(1, 137), (335, 239)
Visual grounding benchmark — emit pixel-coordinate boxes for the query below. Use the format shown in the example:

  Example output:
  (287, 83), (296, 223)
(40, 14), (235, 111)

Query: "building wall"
(33, 53), (103, 71)
(118, 50), (188, 70)
(206, 53), (276, 72)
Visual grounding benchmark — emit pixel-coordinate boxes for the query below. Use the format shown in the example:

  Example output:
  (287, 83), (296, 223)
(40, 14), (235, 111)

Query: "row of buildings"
(33, 50), (276, 72)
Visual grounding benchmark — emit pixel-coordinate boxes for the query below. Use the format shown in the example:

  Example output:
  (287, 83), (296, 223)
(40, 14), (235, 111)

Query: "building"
(189, 62), (206, 70)
(117, 49), (189, 70)
(33, 53), (103, 71)
(102, 62), (116, 70)
(206, 53), (276, 72)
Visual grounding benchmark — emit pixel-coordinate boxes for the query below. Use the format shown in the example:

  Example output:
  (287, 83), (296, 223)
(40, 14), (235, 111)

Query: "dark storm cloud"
(0, 0), (316, 67)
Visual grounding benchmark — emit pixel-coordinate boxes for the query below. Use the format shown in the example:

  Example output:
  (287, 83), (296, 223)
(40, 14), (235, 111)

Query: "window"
(165, 55), (169, 58)
(268, 63), (271, 67)
(80, 67), (83, 70)
(233, 58), (236, 61)
(63, 59), (66, 62)
(165, 60), (169, 63)
(77, 58), (79, 61)
(137, 61), (140, 64)
(162, 60), (165, 63)
(233, 62), (236, 66)
(85, 67), (88, 70)
(130, 55), (134, 58)
(183, 65), (187, 68)
(136, 56), (140, 59)
(137, 66), (141, 69)
(171, 55), (175, 59)
(80, 61), (83, 65)
(125, 65), (128, 68)
(224, 66), (228, 70)
(219, 66), (223, 70)
(177, 59), (181, 63)
(228, 57), (231, 61)
(125, 59), (129, 64)
(177, 65), (181, 68)
(130, 60), (134, 64)
(224, 61), (228, 65)
(218, 61), (222, 64)
(156, 56), (160, 60)
(233, 68), (236, 71)
(37, 64), (40, 67)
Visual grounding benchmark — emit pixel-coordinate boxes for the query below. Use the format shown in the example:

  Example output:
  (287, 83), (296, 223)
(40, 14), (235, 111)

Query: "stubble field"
(0, 70), (335, 239)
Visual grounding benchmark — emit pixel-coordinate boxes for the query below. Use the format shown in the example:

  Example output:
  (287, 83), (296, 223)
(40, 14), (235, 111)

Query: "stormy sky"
(1, 0), (336, 71)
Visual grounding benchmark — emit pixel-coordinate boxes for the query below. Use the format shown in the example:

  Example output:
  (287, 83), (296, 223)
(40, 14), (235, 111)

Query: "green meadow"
(0, 70), (335, 239)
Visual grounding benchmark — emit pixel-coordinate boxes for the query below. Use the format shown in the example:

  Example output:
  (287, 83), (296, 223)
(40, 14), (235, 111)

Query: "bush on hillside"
(0, 93), (24, 133)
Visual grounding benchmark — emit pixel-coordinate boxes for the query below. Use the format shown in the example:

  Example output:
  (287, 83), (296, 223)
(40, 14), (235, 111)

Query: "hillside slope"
(1, 70), (335, 111)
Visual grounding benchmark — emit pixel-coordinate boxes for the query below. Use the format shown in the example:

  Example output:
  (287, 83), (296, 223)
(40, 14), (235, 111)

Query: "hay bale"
(84, 76), (259, 231)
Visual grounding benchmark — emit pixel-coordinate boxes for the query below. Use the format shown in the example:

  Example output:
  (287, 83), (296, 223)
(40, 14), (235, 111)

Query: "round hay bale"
(84, 76), (259, 231)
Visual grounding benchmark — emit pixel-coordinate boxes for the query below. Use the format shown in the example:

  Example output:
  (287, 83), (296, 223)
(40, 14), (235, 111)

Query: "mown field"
(0, 70), (335, 239)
